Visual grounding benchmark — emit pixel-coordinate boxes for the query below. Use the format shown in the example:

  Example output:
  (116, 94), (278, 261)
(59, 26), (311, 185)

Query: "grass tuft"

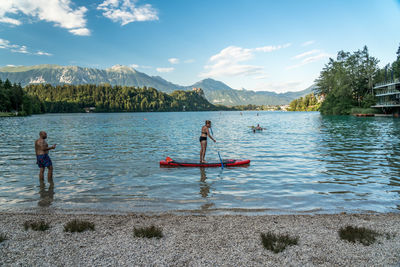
(24, 220), (50, 231)
(0, 233), (7, 243)
(339, 226), (381, 246)
(260, 232), (299, 253)
(134, 225), (163, 239)
(64, 219), (95, 233)
(350, 107), (380, 115)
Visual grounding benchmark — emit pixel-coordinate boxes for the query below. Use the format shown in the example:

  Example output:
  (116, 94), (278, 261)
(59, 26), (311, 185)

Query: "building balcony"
(373, 78), (400, 89)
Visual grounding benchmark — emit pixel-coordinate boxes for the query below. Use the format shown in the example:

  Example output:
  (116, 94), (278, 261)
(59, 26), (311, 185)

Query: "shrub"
(339, 226), (381, 246)
(24, 220), (50, 231)
(134, 225), (163, 239)
(260, 232), (299, 253)
(64, 219), (95, 233)
(0, 233), (7, 243)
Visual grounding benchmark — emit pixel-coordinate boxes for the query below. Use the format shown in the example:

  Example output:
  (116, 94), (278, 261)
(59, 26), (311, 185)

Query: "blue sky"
(0, 0), (399, 93)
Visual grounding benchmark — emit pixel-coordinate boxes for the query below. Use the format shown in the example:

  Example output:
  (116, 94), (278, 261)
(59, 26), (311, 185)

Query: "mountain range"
(0, 64), (314, 106)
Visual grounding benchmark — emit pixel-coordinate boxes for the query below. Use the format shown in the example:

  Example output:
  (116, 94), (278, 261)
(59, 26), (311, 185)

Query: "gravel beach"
(1, 212), (400, 266)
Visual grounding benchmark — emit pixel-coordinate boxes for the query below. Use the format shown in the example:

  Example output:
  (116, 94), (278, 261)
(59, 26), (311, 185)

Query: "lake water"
(0, 111), (399, 215)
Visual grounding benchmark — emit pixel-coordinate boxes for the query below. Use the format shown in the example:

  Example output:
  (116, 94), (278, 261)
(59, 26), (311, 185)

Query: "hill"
(0, 64), (313, 106)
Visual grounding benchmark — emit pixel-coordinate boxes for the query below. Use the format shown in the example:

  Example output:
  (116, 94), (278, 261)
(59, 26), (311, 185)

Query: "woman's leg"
(200, 142), (204, 162)
(200, 141), (207, 163)
(202, 141), (207, 162)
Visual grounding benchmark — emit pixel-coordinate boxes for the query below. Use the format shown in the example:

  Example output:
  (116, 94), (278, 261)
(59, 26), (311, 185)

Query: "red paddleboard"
(160, 157), (250, 167)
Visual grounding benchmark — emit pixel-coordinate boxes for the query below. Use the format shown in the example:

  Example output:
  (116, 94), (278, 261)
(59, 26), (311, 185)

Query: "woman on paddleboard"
(200, 120), (216, 163)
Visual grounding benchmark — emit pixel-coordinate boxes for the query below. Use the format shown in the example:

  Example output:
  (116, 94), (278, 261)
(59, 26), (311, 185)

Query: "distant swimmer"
(252, 124), (264, 133)
(35, 131), (56, 183)
(200, 120), (216, 163)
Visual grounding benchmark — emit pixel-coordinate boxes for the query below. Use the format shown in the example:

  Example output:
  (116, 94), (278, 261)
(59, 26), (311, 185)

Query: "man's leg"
(47, 165), (53, 183)
(39, 167), (45, 181)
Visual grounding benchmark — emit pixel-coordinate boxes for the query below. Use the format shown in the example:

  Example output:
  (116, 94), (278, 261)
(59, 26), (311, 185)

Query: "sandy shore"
(1, 212), (400, 266)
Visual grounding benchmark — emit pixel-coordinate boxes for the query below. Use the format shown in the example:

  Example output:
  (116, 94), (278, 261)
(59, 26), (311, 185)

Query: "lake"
(0, 111), (399, 214)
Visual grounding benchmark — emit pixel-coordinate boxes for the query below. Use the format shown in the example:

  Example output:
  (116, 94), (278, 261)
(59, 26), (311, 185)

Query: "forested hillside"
(0, 80), (226, 115)
(24, 83), (223, 113)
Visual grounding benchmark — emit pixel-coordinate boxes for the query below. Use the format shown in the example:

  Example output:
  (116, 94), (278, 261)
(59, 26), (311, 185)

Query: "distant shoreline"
(1, 211), (399, 266)
(0, 112), (16, 117)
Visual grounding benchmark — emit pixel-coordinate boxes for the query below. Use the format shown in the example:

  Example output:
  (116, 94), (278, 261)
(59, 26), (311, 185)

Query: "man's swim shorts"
(36, 154), (52, 168)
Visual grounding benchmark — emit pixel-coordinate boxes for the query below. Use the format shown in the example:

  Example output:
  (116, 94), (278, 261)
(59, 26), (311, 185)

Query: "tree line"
(288, 44), (400, 115)
(0, 79), (44, 115)
(0, 82), (231, 115)
(314, 44), (400, 115)
(287, 93), (320, 111)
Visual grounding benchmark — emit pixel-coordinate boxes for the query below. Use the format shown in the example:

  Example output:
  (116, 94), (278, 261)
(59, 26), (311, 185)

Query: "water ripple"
(0, 112), (400, 214)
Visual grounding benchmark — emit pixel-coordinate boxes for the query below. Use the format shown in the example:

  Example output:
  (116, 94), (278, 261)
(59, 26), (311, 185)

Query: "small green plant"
(260, 232), (299, 253)
(64, 219), (95, 233)
(24, 220), (50, 231)
(134, 225), (163, 239)
(385, 233), (396, 240)
(339, 226), (381, 246)
(0, 233), (7, 243)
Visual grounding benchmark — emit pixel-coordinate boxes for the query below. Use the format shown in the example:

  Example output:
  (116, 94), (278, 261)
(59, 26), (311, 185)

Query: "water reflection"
(199, 167), (210, 198)
(199, 168), (214, 210)
(38, 180), (54, 207)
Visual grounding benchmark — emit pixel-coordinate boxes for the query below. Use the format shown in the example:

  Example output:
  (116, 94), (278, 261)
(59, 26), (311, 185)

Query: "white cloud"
(0, 38), (52, 56)
(254, 81), (302, 93)
(36, 51), (52, 56)
(0, 0), (90, 36)
(11, 45), (29, 54)
(156, 67), (174, 73)
(287, 52), (331, 70)
(97, 0), (158, 25)
(0, 17), (21, 25)
(0, 38), (11, 49)
(291, 49), (320, 60)
(200, 43), (290, 78)
(302, 40), (315, 46)
(168, 58), (179, 64)
(69, 27), (90, 36)
(254, 43), (291, 52)
(254, 74), (269, 80)
(184, 59), (195, 63)
(130, 64), (151, 69)
(302, 53), (331, 64)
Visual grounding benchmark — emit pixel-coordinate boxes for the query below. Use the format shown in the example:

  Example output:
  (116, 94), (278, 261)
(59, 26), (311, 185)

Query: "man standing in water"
(35, 131), (56, 183)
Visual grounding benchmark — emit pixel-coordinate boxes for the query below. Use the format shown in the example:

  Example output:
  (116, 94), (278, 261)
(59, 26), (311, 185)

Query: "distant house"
(372, 78), (400, 116)
(84, 107), (96, 113)
(192, 87), (205, 98)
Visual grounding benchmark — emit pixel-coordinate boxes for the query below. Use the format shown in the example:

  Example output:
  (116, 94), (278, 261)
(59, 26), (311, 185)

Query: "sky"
(0, 0), (399, 93)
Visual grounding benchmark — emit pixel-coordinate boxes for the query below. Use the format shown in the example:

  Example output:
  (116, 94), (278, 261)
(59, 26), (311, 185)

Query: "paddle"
(210, 128), (224, 169)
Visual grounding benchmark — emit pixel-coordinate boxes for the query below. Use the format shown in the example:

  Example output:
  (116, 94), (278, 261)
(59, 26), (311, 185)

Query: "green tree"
(315, 46), (379, 115)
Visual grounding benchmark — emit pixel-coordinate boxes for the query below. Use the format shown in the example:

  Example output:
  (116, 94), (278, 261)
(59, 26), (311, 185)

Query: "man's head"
(39, 131), (47, 139)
